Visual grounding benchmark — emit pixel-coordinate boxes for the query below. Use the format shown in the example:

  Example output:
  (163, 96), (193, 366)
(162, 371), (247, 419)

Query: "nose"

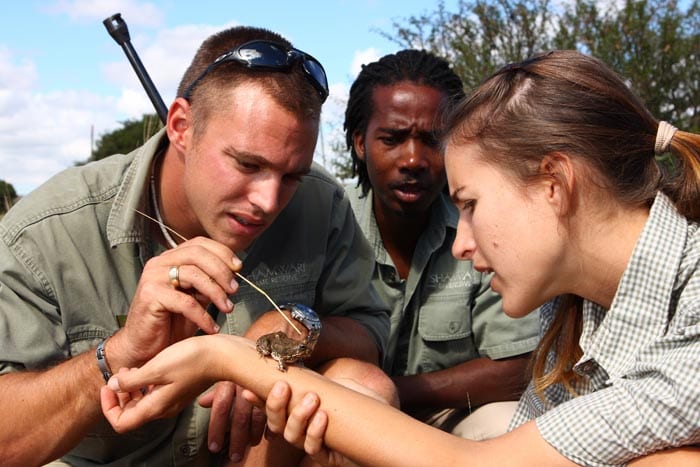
(248, 175), (281, 215)
(452, 215), (476, 261)
(398, 139), (430, 172)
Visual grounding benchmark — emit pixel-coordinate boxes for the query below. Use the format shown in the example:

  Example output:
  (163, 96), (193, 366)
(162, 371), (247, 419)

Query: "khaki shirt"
(346, 185), (539, 376)
(0, 130), (389, 465)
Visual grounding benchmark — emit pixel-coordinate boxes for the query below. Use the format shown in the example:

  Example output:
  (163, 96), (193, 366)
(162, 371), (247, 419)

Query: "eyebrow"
(378, 126), (439, 138)
(226, 147), (311, 177)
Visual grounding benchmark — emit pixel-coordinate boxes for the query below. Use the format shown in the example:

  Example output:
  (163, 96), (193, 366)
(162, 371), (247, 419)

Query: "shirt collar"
(106, 128), (168, 247)
(347, 185), (456, 265)
(579, 192), (689, 376)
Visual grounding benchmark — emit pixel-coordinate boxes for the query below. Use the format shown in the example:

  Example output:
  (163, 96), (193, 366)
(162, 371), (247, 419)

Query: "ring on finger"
(169, 265), (181, 289)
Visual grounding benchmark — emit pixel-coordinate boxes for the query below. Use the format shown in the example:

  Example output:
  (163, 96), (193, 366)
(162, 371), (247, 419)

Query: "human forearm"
(208, 338), (556, 466)
(106, 335), (466, 465)
(628, 447), (700, 466)
(393, 355), (530, 409)
(104, 335), (581, 466)
(307, 316), (380, 367)
(0, 352), (104, 465)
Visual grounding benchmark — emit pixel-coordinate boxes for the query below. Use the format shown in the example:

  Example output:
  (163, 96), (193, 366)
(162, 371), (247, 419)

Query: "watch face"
(284, 302), (322, 333)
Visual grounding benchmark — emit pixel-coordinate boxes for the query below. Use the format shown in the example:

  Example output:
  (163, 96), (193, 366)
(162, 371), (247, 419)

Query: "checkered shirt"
(510, 193), (700, 466)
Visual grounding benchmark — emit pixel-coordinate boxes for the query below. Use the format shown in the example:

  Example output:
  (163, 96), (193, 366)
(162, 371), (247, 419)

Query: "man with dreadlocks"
(343, 49), (540, 439)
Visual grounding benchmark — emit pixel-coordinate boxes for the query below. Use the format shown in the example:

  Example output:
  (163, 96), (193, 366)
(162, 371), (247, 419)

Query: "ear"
(166, 97), (192, 154)
(352, 130), (366, 162)
(538, 152), (575, 216)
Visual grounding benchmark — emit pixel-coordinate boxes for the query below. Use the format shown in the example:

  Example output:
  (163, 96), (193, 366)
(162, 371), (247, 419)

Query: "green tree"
(0, 179), (18, 215)
(329, 138), (355, 182)
(82, 113), (163, 164)
(554, 0), (700, 130)
(380, 0), (699, 131)
(381, 0), (556, 91)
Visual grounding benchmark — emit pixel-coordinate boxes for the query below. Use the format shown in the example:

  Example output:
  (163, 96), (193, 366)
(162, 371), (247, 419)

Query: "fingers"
(152, 282), (221, 335)
(280, 391), (331, 463)
(197, 387), (216, 408)
(264, 381), (291, 434)
(200, 382), (267, 460)
(100, 385), (122, 425)
(240, 388), (264, 408)
(260, 384), (332, 463)
(107, 367), (156, 394)
(228, 384), (261, 461)
(264, 384), (328, 458)
(203, 382), (236, 454)
(283, 393), (320, 448)
(249, 406), (267, 446)
(128, 237), (241, 341)
(115, 367), (144, 407)
(158, 237), (241, 315)
(100, 383), (160, 434)
(100, 385), (136, 433)
(303, 410), (329, 457)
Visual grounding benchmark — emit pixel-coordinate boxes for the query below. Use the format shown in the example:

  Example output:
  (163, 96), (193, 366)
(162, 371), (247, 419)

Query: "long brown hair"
(444, 50), (700, 396)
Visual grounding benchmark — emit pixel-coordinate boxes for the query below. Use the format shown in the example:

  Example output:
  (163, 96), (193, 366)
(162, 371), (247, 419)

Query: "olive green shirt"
(0, 130), (389, 465)
(346, 185), (539, 376)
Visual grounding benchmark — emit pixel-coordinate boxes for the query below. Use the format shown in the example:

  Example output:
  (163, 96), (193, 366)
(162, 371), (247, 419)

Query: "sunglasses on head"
(182, 40), (329, 102)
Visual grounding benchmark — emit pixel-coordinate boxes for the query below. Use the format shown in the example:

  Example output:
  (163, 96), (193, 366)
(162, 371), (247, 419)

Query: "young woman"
(101, 50), (700, 466)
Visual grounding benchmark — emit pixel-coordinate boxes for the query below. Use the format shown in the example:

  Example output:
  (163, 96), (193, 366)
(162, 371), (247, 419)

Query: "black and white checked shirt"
(510, 193), (700, 466)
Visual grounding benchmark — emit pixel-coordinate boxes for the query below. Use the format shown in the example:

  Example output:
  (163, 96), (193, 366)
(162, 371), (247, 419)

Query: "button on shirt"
(346, 185), (540, 376)
(510, 193), (700, 466)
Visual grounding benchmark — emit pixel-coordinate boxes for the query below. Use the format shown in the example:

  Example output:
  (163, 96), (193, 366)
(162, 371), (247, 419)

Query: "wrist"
(101, 331), (138, 374)
(208, 334), (256, 380)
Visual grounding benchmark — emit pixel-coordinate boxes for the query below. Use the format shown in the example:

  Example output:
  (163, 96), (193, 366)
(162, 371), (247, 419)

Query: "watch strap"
(96, 336), (113, 382)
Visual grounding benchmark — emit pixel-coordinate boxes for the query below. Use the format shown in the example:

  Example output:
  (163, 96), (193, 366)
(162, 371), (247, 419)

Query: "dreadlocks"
(345, 49), (465, 194)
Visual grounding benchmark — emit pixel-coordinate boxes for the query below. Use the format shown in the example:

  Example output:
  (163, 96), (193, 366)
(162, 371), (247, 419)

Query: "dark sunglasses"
(182, 40), (329, 102)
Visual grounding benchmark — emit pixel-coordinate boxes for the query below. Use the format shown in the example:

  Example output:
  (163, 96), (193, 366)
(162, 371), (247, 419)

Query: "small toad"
(255, 331), (313, 372)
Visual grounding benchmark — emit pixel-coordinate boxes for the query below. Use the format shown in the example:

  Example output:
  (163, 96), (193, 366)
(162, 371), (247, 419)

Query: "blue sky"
(0, 0), (458, 195)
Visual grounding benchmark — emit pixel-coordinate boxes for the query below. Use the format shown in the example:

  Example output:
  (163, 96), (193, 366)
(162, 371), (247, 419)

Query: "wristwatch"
(283, 302), (321, 350)
(96, 336), (113, 382)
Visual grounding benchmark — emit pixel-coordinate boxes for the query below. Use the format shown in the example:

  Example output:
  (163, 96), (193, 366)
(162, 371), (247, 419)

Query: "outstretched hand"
(100, 335), (239, 433)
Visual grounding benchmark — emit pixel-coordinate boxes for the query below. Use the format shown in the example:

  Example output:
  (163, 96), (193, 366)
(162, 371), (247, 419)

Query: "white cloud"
(114, 87), (155, 118)
(0, 46), (37, 92)
(313, 81), (351, 170)
(0, 20), (240, 195)
(0, 15), (355, 195)
(0, 78), (120, 194)
(0, 39), (132, 194)
(350, 47), (381, 78)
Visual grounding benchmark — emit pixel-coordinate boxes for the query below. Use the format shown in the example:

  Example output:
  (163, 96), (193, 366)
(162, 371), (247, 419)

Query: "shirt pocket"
(412, 294), (477, 373)
(670, 301), (700, 338)
(66, 324), (111, 357)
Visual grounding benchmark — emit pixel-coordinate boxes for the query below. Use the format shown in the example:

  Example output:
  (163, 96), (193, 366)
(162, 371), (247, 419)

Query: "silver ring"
(168, 265), (181, 289)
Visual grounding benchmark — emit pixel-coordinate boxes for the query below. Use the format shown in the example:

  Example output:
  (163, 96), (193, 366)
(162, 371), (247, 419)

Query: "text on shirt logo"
(246, 263), (308, 286)
(427, 271), (475, 290)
